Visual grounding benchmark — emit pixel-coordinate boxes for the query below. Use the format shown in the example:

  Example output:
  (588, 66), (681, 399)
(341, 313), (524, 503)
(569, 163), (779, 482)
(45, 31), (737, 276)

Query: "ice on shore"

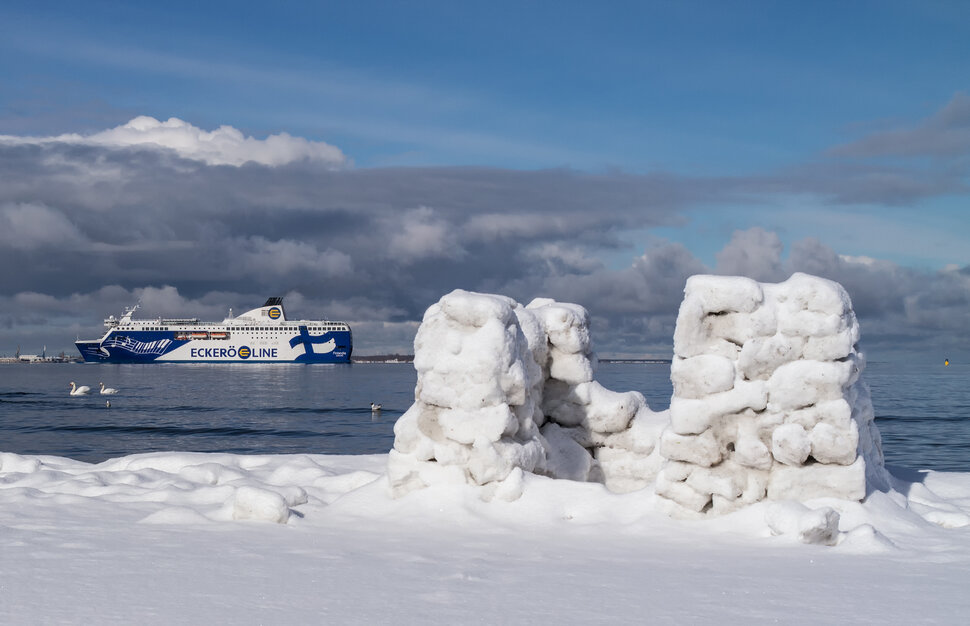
(388, 273), (892, 522)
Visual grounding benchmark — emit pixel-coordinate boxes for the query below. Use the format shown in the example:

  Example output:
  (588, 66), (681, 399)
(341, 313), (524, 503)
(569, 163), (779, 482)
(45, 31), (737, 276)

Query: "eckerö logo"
(188, 345), (278, 359)
(268, 307), (281, 319)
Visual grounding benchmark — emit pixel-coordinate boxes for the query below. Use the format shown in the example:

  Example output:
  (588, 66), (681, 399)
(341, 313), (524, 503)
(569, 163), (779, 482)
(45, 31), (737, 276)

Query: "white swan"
(69, 382), (91, 396)
(99, 382), (119, 395)
(371, 402), (382, 411)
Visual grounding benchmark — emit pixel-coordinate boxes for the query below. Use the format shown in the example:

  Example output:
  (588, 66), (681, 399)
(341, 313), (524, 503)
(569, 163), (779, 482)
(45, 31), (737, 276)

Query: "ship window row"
(127, 325), (345, 331)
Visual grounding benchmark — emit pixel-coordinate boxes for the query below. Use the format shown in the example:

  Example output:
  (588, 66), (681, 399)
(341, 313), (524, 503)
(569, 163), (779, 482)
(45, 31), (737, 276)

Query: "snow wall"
(388, 273), (889, 515)
(657, 273), (889, 516)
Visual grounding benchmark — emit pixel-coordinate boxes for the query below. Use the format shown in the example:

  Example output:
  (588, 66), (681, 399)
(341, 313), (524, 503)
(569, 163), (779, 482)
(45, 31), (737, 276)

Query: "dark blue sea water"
(1, 361), (967, 471)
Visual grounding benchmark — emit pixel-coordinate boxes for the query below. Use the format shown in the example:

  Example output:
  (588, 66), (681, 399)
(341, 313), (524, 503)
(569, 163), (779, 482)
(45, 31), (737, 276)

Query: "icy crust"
(657, 273), (890, 517)
(387, 290), (666, 499)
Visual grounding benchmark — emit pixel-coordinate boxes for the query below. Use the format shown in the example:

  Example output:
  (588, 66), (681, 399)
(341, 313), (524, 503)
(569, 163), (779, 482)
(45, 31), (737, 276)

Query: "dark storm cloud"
(0, 140), (713, 355)
(0, 143), (700, 296)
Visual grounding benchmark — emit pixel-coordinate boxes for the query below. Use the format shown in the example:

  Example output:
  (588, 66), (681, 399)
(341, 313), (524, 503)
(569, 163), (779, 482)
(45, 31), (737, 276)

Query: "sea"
(1, 361), (967, 472)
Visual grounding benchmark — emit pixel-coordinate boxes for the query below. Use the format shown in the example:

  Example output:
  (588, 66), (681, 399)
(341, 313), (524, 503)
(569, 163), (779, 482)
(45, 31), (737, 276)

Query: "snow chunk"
(532, 302), (592, 354)
(231, 486), (290, 524)
(767, 359), (860, 412)
(771, 423), (811, 466)
(765, 501), (841, 546)
(809, 422), (859, 466)
(670, 355), (736, 399)
(768, 457), (867, 501)
(684, 274), (764, 314)
(541, 423), (597, 482)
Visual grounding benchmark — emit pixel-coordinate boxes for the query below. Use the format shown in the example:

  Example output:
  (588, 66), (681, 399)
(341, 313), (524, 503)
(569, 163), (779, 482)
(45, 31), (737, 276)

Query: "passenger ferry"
(75, 298), (352, 363)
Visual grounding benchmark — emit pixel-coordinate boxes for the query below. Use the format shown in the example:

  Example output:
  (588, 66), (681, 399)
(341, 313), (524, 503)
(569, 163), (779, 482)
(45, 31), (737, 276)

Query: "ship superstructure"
(75, 298), (352, 363)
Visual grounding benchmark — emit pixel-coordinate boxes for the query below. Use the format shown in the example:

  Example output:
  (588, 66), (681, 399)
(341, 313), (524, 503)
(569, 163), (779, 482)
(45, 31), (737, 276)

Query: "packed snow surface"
(2, 451), (970, 624)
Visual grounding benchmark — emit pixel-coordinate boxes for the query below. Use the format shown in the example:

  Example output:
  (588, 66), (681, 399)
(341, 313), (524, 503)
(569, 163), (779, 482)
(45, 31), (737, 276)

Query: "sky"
(0, 0), (968, 360)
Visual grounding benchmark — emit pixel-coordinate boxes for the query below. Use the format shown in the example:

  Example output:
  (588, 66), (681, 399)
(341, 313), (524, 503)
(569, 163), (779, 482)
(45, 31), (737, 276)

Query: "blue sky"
(0, 1), (968, 358)
(3, 1), (966, 168)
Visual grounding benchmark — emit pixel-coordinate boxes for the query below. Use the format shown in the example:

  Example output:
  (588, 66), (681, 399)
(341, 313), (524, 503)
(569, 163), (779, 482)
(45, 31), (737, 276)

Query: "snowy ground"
(2, 450), (969, 624)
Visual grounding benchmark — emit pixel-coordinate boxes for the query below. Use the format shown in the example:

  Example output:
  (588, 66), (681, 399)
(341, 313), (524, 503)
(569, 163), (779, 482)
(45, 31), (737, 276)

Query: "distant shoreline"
(598, 358), (671, 364)
(0, 357), (82, 364)
(1, 355), (672, 365)
(352, 354), (414, 363)
(351, 356), (673, 364)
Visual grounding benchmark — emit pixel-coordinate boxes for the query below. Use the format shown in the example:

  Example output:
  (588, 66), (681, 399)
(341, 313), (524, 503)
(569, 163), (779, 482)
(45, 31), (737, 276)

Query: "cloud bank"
(1, 101), (968, 360)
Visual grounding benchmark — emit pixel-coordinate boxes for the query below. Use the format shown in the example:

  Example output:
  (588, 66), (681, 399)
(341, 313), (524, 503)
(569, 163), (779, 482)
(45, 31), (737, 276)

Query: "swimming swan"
(69, 382), (91, 396)
(99, 382), (119, 395)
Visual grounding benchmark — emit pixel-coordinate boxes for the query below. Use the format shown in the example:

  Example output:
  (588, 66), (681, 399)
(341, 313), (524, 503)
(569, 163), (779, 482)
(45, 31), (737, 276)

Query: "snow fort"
(387, 273), (889, 516)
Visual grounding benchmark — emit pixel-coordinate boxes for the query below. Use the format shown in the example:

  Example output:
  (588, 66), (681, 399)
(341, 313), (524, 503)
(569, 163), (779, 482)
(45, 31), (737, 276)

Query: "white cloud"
(0, 203), (86, 250)
(0, 116), (347, 168)
(528, 243), (603, 274)
(715, 227), (785, 281)
(236, 237), (353, 277)
(465, 213), (565, 241)
(386, 206), (465, 262)
(839, 254), (878, 266)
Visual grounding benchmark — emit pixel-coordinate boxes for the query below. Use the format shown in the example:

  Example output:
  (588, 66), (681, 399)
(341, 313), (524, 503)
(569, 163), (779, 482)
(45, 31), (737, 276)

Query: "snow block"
(670, 355), (736, 399)
(685, 274), (764, 315)
(668, 380), (767, 435)
(767, 458), (867, 502)
(658, 273), (888, 517)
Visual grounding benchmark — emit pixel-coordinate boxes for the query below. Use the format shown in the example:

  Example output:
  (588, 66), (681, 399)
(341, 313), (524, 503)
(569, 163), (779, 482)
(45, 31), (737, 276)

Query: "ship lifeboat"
(210, 332), (229, 340)
(190, 332), (209, 340)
